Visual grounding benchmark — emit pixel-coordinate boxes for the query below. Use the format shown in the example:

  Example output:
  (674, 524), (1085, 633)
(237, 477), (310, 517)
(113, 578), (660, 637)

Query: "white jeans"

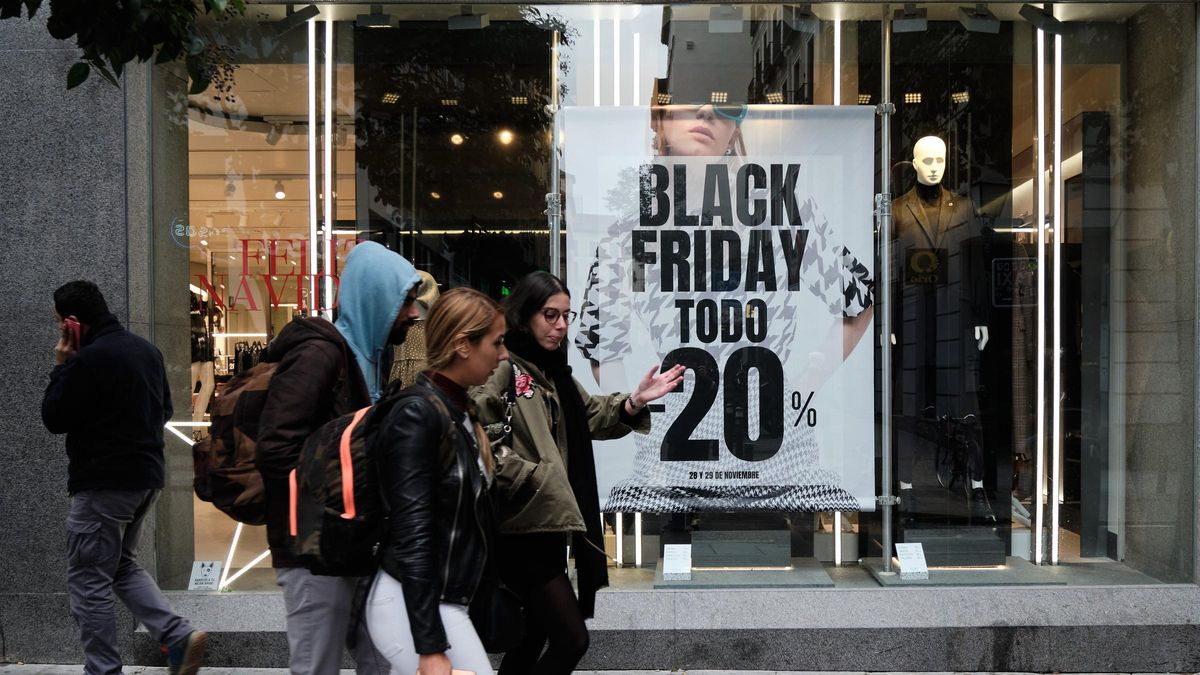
(366, 570), (493, 675)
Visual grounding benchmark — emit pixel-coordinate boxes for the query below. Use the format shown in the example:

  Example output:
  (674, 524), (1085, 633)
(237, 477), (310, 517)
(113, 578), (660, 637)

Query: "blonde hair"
(424, 287), (503, 474)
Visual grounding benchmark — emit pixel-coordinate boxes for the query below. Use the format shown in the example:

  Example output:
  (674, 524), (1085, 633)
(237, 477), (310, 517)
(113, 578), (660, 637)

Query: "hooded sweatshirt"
(334, 241), (420, 402)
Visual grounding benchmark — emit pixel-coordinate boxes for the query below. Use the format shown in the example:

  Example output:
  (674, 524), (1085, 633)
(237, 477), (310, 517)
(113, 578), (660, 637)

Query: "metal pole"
(879, 7), (896, 574)
(547, 30), (562, 276)
(411, 107), (418, 261)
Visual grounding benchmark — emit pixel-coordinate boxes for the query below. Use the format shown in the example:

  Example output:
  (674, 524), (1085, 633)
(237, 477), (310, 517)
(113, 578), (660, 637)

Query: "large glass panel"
(157, 5), (556, 590)
(146, 2), (1194, 591)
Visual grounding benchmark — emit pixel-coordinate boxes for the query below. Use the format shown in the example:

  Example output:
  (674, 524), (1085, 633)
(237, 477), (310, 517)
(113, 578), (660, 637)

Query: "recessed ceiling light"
(274, 180), (286, 200)
(200, 239), (208, 246)
(493, 191), (504, 199)
(497, 129), (514, 145)
(431, 191), (442, 199)
(450, 133), (465, 145)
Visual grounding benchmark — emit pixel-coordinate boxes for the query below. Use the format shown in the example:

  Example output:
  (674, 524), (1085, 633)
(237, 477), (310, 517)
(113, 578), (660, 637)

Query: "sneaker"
(167, 629), (207, 675)
(970, 488), (997, 523)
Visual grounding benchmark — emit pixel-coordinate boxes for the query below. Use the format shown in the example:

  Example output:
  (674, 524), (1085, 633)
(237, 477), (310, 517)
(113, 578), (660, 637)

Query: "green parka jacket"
(471, 353), (649, 534)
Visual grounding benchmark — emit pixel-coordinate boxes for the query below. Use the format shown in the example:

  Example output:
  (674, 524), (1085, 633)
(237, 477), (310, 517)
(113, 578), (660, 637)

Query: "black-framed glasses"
(540, 308), (578, 325)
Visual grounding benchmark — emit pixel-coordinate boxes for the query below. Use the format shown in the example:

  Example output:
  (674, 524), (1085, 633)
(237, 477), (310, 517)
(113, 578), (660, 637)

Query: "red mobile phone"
(63, 317), (82, 350)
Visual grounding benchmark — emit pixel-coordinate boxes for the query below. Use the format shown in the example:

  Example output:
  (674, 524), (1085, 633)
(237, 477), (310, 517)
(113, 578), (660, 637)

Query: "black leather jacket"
(374, 374), (495, 655)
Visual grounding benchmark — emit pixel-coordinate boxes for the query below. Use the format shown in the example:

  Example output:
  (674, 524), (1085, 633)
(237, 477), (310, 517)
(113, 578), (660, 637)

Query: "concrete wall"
(1119, 2), (1197, 584)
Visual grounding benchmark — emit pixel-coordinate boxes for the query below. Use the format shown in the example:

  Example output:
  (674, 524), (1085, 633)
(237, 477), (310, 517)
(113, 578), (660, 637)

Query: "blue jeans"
(66, 489), (193, 675)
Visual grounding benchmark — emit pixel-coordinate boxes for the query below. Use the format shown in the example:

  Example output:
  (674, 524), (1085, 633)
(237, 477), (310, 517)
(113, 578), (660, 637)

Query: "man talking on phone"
(42, 280), (206, 675)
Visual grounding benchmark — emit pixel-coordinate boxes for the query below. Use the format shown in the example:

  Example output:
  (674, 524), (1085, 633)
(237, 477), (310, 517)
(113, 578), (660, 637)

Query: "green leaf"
(207, 0), (227, 15)
(66, 61), (89, 89)
(93, 60), (119, 87)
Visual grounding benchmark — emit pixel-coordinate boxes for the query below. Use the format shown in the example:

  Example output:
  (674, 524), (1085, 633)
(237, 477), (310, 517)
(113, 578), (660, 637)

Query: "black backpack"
(288, 389), (454, 576)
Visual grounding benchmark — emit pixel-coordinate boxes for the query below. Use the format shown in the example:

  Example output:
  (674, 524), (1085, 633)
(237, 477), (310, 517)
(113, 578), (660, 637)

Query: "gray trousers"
(275, 567), (388, 675)
(67, 489), (193, 675)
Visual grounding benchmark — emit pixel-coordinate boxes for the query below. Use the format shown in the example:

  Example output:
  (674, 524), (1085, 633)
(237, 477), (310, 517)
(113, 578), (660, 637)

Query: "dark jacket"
(375, 374), (495, 655)
(257, 317), (369, 567)
(41, 315), (173, 494)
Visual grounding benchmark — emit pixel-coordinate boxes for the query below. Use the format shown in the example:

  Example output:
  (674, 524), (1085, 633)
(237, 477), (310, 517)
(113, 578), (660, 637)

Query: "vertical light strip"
(1050, 32), (1063, 565)
(833, 511), (843, 565)
(1033, 27), (1047, 565)
(615, 511), (624, 566)
(307, 19), (319, 317)
(613, 15), (621, 106)
(218, 522), (243, 590)
(833, 19), (842, 105)
(593, 12), (602, 106)
(831, 15), (842, 565)
(632, 33), (641, 106)
(634, 512), (643, 567)
(323, 19), (335, 318)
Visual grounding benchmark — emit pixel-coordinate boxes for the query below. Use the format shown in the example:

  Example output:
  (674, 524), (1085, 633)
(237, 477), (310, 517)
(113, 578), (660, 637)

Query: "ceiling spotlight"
(656, 93), (672, 105)
(892, 4), (928, 33)
(200, 239), (209, 246)
(1019, 3), (1063, 35)
(449, 5), (490, 30)
(958, 4), (1000, 33)
(382, 92), (399, 104)
(952, 91), (970, 104)
(765, 92), (784, 104)
(904, 92), (922, 104)
(493, 191), (504, 200)
(708, 4), (744, 34)
(497, 129), (515, 145)
(274, 4), (320, 35)
(511, 96), (528, 105)
(224, 179), (237, 196)
(357, 4), (397, 28)
(265, 124), (283, 146)
(450, 133), (465, 145)
(441, 99), (459, 107)
(274, 180), (286, 200)
(711, 91), (728, 104)
(431, 191), (442, 200)
(784, 4), (819, 35)
(858, 93), (872, 105)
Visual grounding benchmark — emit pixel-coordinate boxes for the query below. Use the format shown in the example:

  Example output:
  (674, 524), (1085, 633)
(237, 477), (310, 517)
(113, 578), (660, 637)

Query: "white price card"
(662, 544), (693, 581)
(188, 561), (222, 591)
(894, 543), (929, 580)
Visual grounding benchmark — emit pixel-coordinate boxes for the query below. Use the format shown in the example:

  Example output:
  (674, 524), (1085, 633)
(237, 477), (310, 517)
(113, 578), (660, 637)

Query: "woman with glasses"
(472, 271), (683, 675)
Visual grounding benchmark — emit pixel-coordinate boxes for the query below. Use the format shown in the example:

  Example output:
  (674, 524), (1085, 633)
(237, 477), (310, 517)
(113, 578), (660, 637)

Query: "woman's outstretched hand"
(628, 364), (687, 410)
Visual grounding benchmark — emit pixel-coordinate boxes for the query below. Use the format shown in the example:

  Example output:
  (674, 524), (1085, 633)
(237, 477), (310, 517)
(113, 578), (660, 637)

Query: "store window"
(148, 2), (1195, 591)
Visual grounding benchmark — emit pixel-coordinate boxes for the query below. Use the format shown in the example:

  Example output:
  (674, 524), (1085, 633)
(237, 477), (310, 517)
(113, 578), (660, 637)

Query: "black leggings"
(496, 533), (590, 675)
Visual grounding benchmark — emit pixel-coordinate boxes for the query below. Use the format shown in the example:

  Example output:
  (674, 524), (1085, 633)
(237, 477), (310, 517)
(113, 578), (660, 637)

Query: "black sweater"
(42, 315), (173, 493)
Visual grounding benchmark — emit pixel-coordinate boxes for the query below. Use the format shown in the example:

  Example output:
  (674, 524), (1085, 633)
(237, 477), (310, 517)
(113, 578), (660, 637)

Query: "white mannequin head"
(912, 136), (947, 186)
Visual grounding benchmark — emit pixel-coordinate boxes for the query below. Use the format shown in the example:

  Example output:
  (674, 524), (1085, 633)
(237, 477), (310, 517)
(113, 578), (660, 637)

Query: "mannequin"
(892, 135), (994, 524)
(190, 292), (216, 436)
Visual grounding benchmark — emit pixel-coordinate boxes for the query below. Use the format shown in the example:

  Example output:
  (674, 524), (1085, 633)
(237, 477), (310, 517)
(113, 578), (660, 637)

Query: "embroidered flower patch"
(513, 365), (535, 399)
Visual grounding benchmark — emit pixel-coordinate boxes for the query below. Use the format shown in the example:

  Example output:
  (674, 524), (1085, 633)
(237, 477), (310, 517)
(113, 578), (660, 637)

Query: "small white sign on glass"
(894, 543), (929, 580)
(188, 561), (222, 591)
(662, 544), (692, 581)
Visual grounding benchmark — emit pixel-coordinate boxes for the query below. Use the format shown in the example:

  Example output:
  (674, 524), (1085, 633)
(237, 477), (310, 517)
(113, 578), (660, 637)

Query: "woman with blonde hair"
(366, 287), (508, 675)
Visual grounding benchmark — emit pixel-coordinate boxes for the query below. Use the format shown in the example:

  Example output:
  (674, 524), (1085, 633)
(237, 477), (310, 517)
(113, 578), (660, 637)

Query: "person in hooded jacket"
(256, 241), (420, 675)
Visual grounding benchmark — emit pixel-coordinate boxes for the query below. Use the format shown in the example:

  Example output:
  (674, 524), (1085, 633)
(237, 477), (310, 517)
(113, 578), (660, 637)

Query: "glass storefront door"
(156, 2), (1194, 590)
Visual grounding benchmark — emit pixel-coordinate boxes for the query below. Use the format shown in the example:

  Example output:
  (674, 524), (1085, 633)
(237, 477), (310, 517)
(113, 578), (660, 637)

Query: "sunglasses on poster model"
(666, 102), (749, 125)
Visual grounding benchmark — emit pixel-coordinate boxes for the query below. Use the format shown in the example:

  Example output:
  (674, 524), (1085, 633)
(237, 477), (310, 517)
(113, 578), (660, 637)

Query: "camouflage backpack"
(192, 362), (278, 525)
(290, 386), (455, 576)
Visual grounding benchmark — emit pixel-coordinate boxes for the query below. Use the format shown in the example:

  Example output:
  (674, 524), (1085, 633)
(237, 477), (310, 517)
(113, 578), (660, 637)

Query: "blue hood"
(334, 242), (419, 402)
